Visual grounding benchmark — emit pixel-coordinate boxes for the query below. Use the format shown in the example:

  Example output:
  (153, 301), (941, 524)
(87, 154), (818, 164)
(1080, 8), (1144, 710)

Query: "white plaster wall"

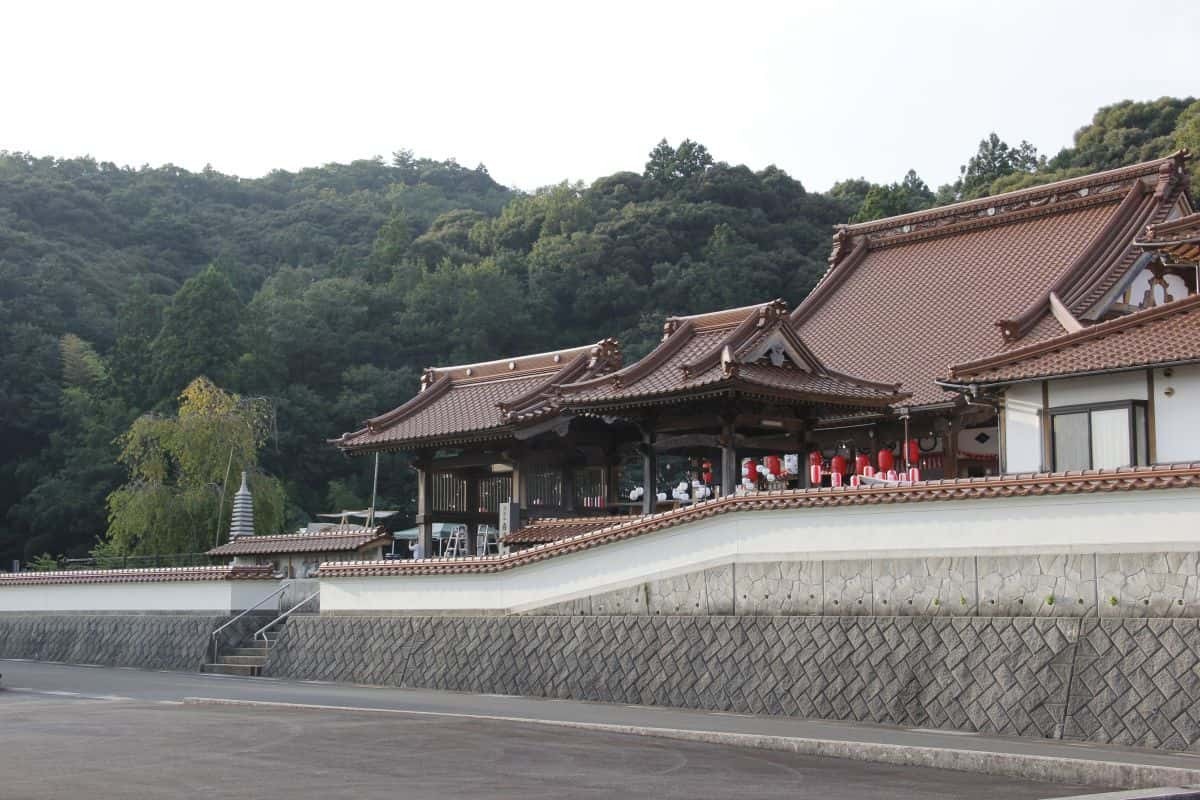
(1048, 371), (1147, 407)
(1003, 382), (1042, 473)
(1153, 365), (1200, 463)
(0, 580), (279, 613)
(320, 487), (1200, 613)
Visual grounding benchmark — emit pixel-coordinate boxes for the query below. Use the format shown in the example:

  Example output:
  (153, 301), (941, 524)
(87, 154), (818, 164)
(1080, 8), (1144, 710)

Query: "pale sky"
(4, 0), (1198, 193)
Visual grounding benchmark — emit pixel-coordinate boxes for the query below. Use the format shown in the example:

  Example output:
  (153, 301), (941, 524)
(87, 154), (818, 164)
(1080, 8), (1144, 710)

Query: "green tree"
(644, 138), (714, 187)
(103, 377), (285, 555)
(150, 266), (243, 399)
(852, 170), (935, 222)
(944, 133), (1044, 201)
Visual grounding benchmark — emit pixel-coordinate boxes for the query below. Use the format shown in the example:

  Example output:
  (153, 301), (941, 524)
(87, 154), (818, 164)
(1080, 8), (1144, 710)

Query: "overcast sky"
(4, 0), (1198, 193)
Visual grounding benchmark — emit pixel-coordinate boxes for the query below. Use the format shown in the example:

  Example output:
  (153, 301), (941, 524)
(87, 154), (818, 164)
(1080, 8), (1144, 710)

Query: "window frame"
(1048, 399), (1149, 471)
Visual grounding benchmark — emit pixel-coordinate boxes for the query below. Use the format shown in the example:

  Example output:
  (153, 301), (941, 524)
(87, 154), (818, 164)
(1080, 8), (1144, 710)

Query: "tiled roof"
(1136, 211), (1200, 262)
(944, 292), (1200, 385)
(792, 154), (1192, 408)
(334, 341), (621, 452)
(207, 525), (391, 556)
(0, 565), (275, 585)
(317, 463), (1200, 577)
(556, 300), (904, 411)
(502, 516), (639, 545)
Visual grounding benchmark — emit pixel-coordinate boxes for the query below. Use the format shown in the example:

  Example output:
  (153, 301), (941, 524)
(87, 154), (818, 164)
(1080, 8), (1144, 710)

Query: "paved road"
(0, 659), (1146, 799)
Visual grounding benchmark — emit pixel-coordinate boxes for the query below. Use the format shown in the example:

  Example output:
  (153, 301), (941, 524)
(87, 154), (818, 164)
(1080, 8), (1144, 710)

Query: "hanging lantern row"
(808, 439), (922, 487)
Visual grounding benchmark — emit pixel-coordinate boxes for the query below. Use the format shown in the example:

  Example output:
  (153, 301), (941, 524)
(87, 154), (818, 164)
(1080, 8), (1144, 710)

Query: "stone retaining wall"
(0, 614), (260, 671)
(532, 552), (1200, 619)
(265, 614), (1200, 751)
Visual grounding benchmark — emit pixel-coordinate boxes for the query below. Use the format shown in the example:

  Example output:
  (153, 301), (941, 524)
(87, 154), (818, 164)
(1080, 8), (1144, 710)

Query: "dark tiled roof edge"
(843, 152), (1188, 238)
(945, 293), (1200, 383)
(317, 463), (1200, 577)
(0, 565), (276, 585)
(207, 527), (391, 556)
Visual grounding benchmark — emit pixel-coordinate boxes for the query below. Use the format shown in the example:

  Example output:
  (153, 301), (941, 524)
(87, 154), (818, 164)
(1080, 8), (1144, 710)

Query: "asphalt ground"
(0, 659), (1185, 799)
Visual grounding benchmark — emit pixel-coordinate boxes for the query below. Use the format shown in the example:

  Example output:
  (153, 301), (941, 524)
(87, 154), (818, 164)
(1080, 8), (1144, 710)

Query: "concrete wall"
(319, 488), (1200, 614)
(263, 613), (1200, 751)
(529, 551), (1200, 620)
(0, 579), (280, 613)
(1003, 381), (1042, 472)
(1154, 365), (1200, 463)
(1047, 371), (1147, 407)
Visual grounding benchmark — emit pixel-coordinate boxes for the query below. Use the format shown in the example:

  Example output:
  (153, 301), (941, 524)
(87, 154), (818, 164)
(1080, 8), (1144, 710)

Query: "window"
(1050, 401), (1149, 471)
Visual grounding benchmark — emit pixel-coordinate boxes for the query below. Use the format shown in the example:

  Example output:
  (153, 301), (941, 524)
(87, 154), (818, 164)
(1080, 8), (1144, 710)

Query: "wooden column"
(640, 429), (657, 515)
(464, 471), (480, 556)
(414, 463), (434, 557)
(944, 417), (960, 479)
(720, 422), (737, 497)
(561, 464), (575, 516)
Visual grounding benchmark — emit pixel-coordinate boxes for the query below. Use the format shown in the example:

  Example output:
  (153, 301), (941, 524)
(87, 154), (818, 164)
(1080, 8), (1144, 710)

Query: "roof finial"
(229, 471), (255, 539)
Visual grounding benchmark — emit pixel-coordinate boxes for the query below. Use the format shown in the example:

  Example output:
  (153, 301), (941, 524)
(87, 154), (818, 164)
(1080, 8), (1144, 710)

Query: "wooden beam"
(655, 433), (722, 451)
(428, 451), (513, 470)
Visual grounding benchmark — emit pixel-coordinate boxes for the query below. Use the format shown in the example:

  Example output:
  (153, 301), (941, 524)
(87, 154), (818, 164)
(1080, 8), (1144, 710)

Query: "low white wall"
(320, 487), (1200, 614)
(1154, 364), (1200, 463)
(0, 579), (281, 614)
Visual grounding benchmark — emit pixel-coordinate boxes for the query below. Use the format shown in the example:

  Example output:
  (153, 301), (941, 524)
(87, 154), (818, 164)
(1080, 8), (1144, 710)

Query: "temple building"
(332, 152), (1199, 559)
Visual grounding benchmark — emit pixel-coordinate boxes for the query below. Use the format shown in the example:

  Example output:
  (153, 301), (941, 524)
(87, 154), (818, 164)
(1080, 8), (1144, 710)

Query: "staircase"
(202, 620), (286, 677)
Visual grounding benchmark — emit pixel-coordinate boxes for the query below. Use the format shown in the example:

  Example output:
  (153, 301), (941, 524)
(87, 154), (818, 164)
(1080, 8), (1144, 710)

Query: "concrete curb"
(181, 697), (1200, 790)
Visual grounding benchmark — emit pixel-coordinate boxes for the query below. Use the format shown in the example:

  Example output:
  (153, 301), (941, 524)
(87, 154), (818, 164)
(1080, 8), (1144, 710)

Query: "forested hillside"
(2, 97), (1197, 564)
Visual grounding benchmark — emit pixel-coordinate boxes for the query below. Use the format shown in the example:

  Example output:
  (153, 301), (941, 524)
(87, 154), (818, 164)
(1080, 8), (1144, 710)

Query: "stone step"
(202, 663), (260, 677)
(228, 647), (270, 658)
(220, 655), (268, 667)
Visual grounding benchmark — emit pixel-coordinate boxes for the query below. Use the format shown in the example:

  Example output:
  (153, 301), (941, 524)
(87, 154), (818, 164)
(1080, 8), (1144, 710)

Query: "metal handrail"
(253, 590), (320, 642)
(209, 582), (289, 663)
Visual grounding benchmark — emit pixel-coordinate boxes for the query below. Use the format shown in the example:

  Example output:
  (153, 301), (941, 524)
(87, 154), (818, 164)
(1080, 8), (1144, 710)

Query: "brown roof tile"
(335, 341), (621, 452)
(502, 516), (640, 545)
(556, 299), (904, 411)
(1136, 210), (1200, 262)
(945, 292), (1200, 385)
(317, 463), (1200, 577)
(0, 565), (275, 585)
(207, 525), (392, 556)
(792, 154), (1192, 408)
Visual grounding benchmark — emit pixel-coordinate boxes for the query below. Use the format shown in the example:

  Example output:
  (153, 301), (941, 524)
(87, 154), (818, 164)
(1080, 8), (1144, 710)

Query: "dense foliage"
(1, 98), (1195, 563)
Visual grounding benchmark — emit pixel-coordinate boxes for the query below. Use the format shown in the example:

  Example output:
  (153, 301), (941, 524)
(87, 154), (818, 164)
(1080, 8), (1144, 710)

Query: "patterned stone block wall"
(266, 615), (1080, 740)
(1066, 618), (1200, 750)
(0, 614), (252, 671)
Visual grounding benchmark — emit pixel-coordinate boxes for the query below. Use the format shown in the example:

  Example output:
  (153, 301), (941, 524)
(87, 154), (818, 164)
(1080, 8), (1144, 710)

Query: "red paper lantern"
(877, 448), (895, 473)
(854, 453), (871, 475)
(830, 454), (848, 476)
(908, 466), (921, 482)
(809, 464), (822, 485)
(701, 459), (713, 485)
(764, 455), (782, 478)
(906, 439), (920, 467)
(743, 458), (758, 483)
(808, 451), (823, 467)
(831, 471), (843, 488)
